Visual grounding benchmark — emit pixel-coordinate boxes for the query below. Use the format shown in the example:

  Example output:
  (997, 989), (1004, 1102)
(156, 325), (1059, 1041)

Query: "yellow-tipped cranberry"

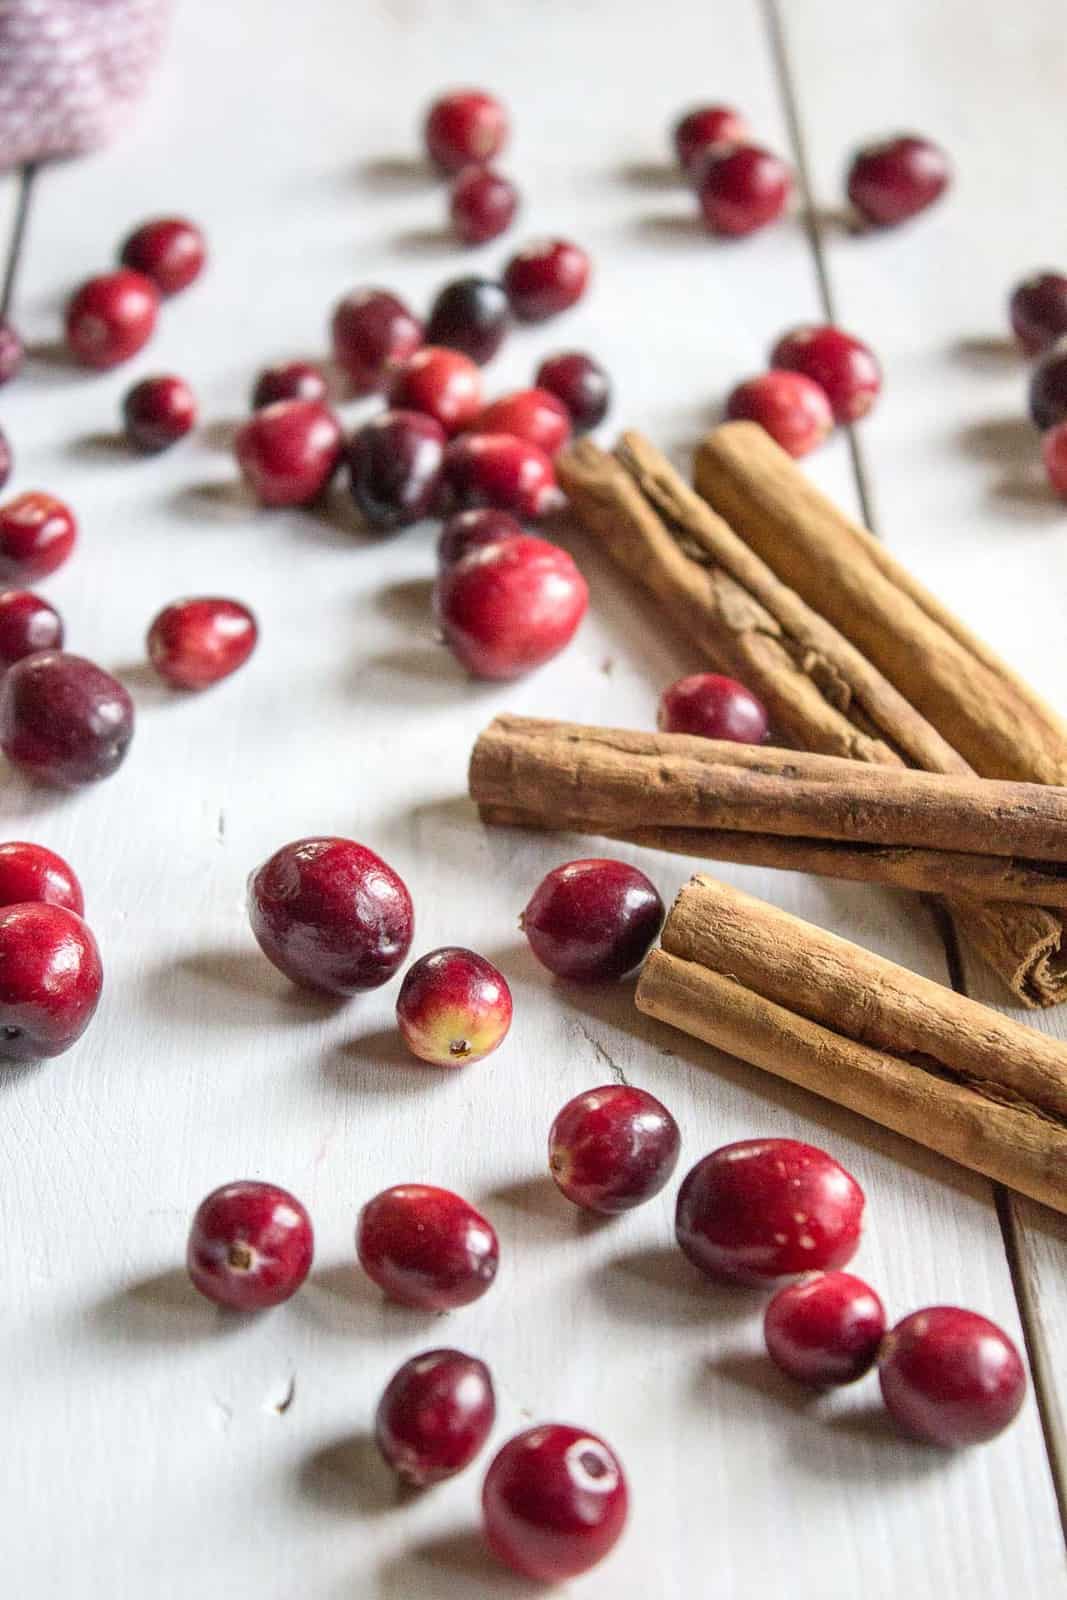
(396, 945), (512, 1066)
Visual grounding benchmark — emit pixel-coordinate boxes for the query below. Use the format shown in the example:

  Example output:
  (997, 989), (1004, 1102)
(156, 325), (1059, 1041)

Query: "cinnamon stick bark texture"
(635, 877), (1067, 1214)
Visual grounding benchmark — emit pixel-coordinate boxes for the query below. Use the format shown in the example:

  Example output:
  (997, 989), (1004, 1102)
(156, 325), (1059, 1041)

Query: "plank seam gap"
(1, 165), (37, 319)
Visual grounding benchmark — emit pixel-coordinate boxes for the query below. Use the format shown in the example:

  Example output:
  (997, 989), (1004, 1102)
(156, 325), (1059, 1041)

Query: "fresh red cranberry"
(0, 319), (24, 386)
(450, 165), (518, 246)
(122, 374), (197, 453)
(434, 534), (586, 679)
(0, 902), (101, 1061)
(698, 144), (793, 236)
(0, 492), (77, 583)
(376, 1348), (496, 1485)
(0, 430), (12, 492)
(658, 672), (769, 742)
(1010, 272), (1067, 356)
(357, 1184), (499, 1310)
(234, 399), (342, 506)
(347, 410), (446, 531)
(535, 351), (610, 434)
(424, 89), (509, 174)
(503, 239), (590, 322)
(330, 288), (424, 395)
(469, 388), (571, 457)
(879, 1307), (1026, 1447)
(251, 359), (328, 409)
(120, 216), (206, 295)
(846, 135), (951, 227)
(437, 509), (523, 568)
(0, 652), (133, 786)
(0, 590), (64, 669)
(676, 1138), (864, 1287)
(396, 946), (512, 1066)
(248, 836), (413, 996)
(186, 1181), (313, 1311)
(673, 104), (751, 176)
(64, 269), (159, 369)
(770, 324), (881, 424)
(483, 1424), (628, 1582)
(522, 859), (664, 983)
(726, 370), (833, 457)
(549, 1084), (680, 1213)
(147, 598), (257, 690)
(0, 841), (83, 915)
(765, 1271), (886, 1387)
(389, 346), (483, 435)
(1029, 338), (1067, 430)
(442, 434), (562, 519)
(425, 276), (511, 365)
(1042, 420), (1067, 498)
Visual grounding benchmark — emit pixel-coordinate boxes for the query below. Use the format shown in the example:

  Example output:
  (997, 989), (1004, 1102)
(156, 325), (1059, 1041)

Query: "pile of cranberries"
(725, 322), (883, 458)
(65, 215), (205, 370)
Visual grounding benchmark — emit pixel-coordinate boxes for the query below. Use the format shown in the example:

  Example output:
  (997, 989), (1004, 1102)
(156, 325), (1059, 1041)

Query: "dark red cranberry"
(442, 434), (561, 519)
(347, 410), (446, 532)
(147, 598), (257, 690)
(330, 288), (424, 395)
(389, 346), (483, 434)
(187, 1181), (313, 1311)
(376, 1348), (496, 1485)
(676, 1138), (865, 1287)
(0, 493), (77, 583)
(698, 144), (793, 236)
(673, 104), (751, 176)
(0, 429), (11, 492)
(425, 276), (511, 365)
(234, 399), (342, 506)
(396, 946), (512, 1066)
(434, 534), (586, 679)
(1042, 421), (1067, 498)
(503, 239), (590, 321)
(248, 836), (413, 996)
(658, 673), (768, 742)
(726, 370), (833, 457)
(0, 841), (83, 915)
(120, 216), (206, 295)
(0, 902), (102, 1061)
(1010, 273), (1067, 357)
(356, 1183), (499, 1310)
(424, 89), (509, 174)
(879, 1307), (1026, 1447)
(483, 1424), (628, 1582)
(1029, 338), (1067, 430)
(770, 324), (882, 423)
(0, 590), (64, 669)
(846, 135), (951, 227)
(437, 508), (523, 568)
(0, 652), (133, 786)
(251, 360), (328, 409)
(521, 859), (664, 983)
(122, 374), (197, 453)
(535, 351), (610, 433)
(65, 269), (159, 369)
(469, 388), (571, 457)
(0, 319), (24, 386)
(765, 1272), (886, 1387)
(549, 1084), (680, 1213)
(451, 165), (518, 245)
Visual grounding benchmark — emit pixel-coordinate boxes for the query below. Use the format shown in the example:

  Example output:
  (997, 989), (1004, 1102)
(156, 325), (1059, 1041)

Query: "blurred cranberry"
(451, 166), (518, 245)
(770, 325), (881, 423)
(434, 535), (587, 679)
(437, 508), (523, 568)
(120, 217), (206, 295)
(0, 493), (76, 583)
(0, 651), (134, 786)
(1010, 273), (1067, 357)
(698, 145), (792, 236)
(469, 388), (571, 456)
(658, 673), (769, 742)
(0, 319), (24, 386)
(503, 239), (590, 321)
(0, 840), (82, 915)
(65, 269), (159, 369)
(535, 351), (610, 433)
(0, 428), (10, 491)
(147, 598), (257, 690)
(330, 288), (423, 395)
(673, 104), (750, 176)
(1042, 421), (1067, 498)
(251, 360), (328, 409)
(442, 434), (561, 519)
(846, 135), (951, 227)
(426, 277), (511, 365)
(234, 400), (342, 506)
(725, 371), (833, 457)
(0, 590), (64, 669)
(389, 347), (483, 434)
(347, 410), (447, 531)
(1029, 338), (1067, 430)
(122, 374), (197, 453)
(424, 89), (509, 174)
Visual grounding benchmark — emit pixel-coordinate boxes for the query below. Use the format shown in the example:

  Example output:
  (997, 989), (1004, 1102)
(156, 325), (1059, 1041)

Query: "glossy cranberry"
(535, 351), (610, 433)
(673, 104), (751, 177)
(122, 374), (197, 453)
(698, 144), (792, 236)
(879, 1307), (1026, 1447)
(503, 239), (590, 322)
(676, 1138), (864, 1287)
(357, 1184), (499, 1310)
(251, 359), (328, 409)
(437, 509), (523, 568)
(425, 276), (511, 365)
(330, 288), (424, 395)
(1009, 273), (1067, 357)
(1042, 421), (1067, 498)
(424, 89), (509, 174)
(147, 598), (258, 690)
(396, 946), (512, 1067)
(450, 165), (518, 246)
(1029, 338), (1067, 430)
(347, 410), (446, 532)
(770, 325), (882, 424)
(234, 399), (342, 506)
(726, 370), (833, 457)
(469, 388), (571, 457)
(0, 902), (101, 1061)
(0, 651), (133, 786)
(376, 1348), (496, 1485)
(442, 434), (562, 520)
(434, 534), (586, 679)
(65, 269), (159, 369)
(658, 672), (769, 742)
(120, 216), (206, 295)
(0, 841), (83, 915)
(764, 1272), (886, 1387)
(389, 347), (483, 434)
(248, 836), (413, 996)
(549, 1084), (680, 1213)
(186, 1181), (313, 1311)
(522, 859), (663, 983)
(0, 319), (24, 386)
(0, 430), (12, 492)
(0, 493), (76, 583)
(846, 135), (951, 227)
(483, 1424), (628, 1582)
(0, 590), (64, 669)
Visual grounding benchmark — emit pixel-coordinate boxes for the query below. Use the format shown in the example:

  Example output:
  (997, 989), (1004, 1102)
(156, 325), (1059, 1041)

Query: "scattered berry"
(483, 1424), (628, 1582)
(673, 104), (751, 176)
(0, 492), (76, 583)
(147, 598), (257, 690)
(65, 269), (159, 368)
(725, 370), (833, 457)
(120, 216), (206, 295)
(879, 1307), (1026, 1447)
(376, 1348), (496, 1485)
(389, 346), (483, 434)
(698, 145), (792, 236)
(658, 673), (769, 742)
(442, 433), (561, 519)
(503, 239), (590, 321)
(1009, 273), (1067, 357)
(424, 89), (509, 174)
(347, 409), (446, 531)
(469, 388), (571, 457)
(521, 859), (664, 982)
(0, 319), (24, 386)
(846, 135), (951, 227)
(1028, 337), (1067, 430)
(331, 288), (423, 394)
(396, 946), (512, 1066)
(451, 165), (518, 245)
(770, 324), (882, 423)
(425, 276), (511, 365)
(251, 360), (328, 409)
(535, 351), (610, 433)
(549, 1084), (680, 1213)
(437, 508), (523, 568)
(1041, 420), (1067, 498)
(0, 902), (102, 1061)
(434, 534), (586, 678)
(764, 1271), (886, 1386)
(357, 1183), (499, 1310)
(0, 651), (134, 786)
(234, 399), (342, 506)
(0, 590), (64, 669)
(122, 374), (197, 453)
(186, 1181), (313, 1311)
(0, 840), (83, 915)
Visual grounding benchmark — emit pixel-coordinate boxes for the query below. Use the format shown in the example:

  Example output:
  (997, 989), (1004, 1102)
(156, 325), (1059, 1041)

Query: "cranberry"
(451, 165), (518, 246)
(376, 1348), (495, 1485)
(1010, 272), (1067, 357)
(770, 324), (881, 424)
(698, 144), (793, 236)
(147, 597), (258, 690)
(0, 902), (101, 1061)
(522, 860), (663, 983)
(1042, 421), (1067, 498)
(122, 374), (197, 453)
(483, 1424), (628, 1582)
(437, 509), (523, 568)
(846, 135), (951, 227)
(434, 534), (586, 679)
(549, 1084), (680, 1214)
(0, 429), (10, 492)
(396, 946), (512, 1067)
(251, 360), (328, 409)
(0, 493), (77, 583)
(535, 351), (610, 434)
(442, 434), (562, 520)
(726, 370), (833, 457)
(0, 841), (83, 915)
(0, 319), (24, 386)
(676, 1138), (864, 1287)
(0, 590), (64, 669)
(64, 269), (159, 369)
(503, 239), (590, 322)
(234, 399), (342, 506)
(469, 388), (571, 457)
(0, 651), (134, 786)
(764, 1271), (886, 1387)
(658, 672), (768, 742)
(186, 1181), (313, 1311)
(347, 410), (446, 532)
(356, 1184), (498, 1310)
(330, 288), (424, 395)
(120, 216), (206, 295)
(248, 836), (413, 996)
(673, 104), (751, 176)
(424, 89), (509, 174)
(879, 1307), (1026, 1447)
(425, 276), (511, 366)
(389, 347), (483, 435)
(1029, 338), (1067, 430)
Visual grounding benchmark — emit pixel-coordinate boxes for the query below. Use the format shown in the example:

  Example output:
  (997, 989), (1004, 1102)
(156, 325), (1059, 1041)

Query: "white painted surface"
(1, 2), (1063, 1596)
